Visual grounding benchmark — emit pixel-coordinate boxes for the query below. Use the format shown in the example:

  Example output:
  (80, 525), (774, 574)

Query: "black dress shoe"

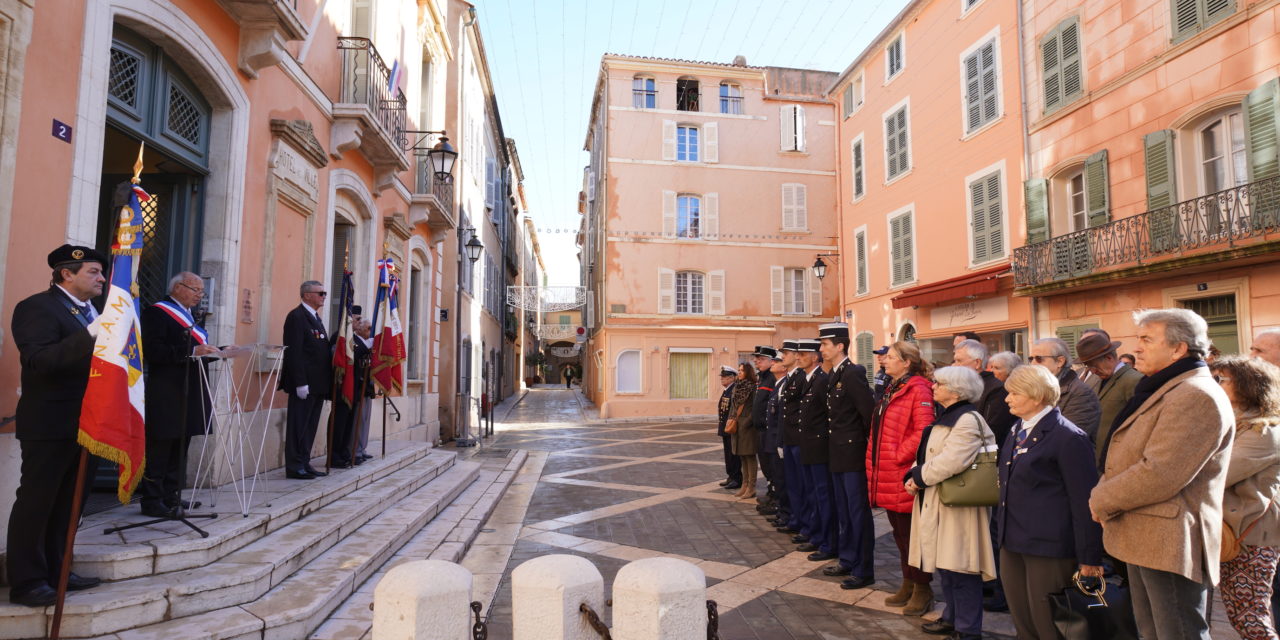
(982, 594), (1009, 612)
(10, 584), (56, 607)
(796, 542), (818, 552)
(718, 479), (731, 486)
(920, 619), (955, 635)
(353, 457), (366, 466)
(66, 573), (101, 591)
(791, 534), (810, 544)
(822, 564), (852, 576)
(140, 504), (177, 518)
(722, 481), (742, 490)
(359, 453), (373, 461)
(285, 469), (316, 479)
(305, 466), (328, 477)
(776, 526), (798, 534)
(807, 550), (836, 561)
(758, 506), (779, 515)
(841, 575), (875, 590)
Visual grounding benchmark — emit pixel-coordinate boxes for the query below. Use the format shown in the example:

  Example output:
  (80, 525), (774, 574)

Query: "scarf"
(1099, 357), (1205, 466)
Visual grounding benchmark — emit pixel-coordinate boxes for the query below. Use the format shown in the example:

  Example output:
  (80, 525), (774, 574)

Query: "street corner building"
(0, 0), (546, 569)
(577, 54), (842, 419)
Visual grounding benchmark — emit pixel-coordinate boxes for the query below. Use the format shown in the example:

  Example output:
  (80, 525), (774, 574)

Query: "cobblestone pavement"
(468, 387), (1235, 639)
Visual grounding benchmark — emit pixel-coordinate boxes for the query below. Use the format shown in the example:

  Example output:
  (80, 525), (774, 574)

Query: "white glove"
(296, 385), (309, 400)
(777, 447), (784, 459)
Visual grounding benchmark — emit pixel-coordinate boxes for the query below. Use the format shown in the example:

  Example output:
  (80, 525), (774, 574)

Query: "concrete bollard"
(373, 560), (474, 640)
(512, 554), (605, 640)
(611, 557), (707, 640)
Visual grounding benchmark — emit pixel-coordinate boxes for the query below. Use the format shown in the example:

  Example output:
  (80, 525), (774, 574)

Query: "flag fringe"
(76, 431), (145, 504)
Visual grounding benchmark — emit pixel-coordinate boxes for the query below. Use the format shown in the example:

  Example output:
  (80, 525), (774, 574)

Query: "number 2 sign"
(52, 119), (72, 143)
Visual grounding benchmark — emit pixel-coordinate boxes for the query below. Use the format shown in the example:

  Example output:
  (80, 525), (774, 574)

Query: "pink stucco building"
(579, 55), (839, 418)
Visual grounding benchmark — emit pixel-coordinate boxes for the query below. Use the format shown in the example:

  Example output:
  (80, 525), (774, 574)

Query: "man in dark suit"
(6, 244), (108, 606)
(751, 345), (780, 515)
(716, 365), (741, 490)
(280, 280), (333, 479)
(138, 272), (219, 517)
(818, 322), (876, 589)
(795, 339), (836, 562)
(778, 340), (810, 539)
(332, 315), (374, 467)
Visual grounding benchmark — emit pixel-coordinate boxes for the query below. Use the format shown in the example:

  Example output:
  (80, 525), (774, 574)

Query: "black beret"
(48, 244), (107, 269)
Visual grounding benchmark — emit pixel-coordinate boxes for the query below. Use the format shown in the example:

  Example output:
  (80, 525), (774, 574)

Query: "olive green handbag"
(936, 412), (1000, 507)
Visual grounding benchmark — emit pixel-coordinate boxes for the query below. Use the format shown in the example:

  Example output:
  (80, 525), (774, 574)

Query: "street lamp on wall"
(812, 253), (838, 280)
(465, 234), (484, 262)
(404, 130), (457, 181)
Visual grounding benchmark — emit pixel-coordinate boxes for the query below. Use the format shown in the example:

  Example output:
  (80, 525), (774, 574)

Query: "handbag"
(1222, 499), (1272, 562)
(1048, 572), (1139, 640)
(724, 418), (738, 434)
(936, 412), (999, 507)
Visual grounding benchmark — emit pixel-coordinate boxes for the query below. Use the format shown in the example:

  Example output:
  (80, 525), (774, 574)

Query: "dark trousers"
(784, 445), (809, 532)
(938, 568), (984, 634)
(330, 398), (360, 466)
(720, 434), (741, 483)
(1128, 563), (1212, 640)
(769, 447), (789, 516)
(137, 435), (188, 508)
(887, 510), (931, 584)
(999, 548), (1076, 640)
(803, 462), (837, 554)
(832, 470), (875, 578)
(6, 439), (98, 594)
(286, 393), (325, 471)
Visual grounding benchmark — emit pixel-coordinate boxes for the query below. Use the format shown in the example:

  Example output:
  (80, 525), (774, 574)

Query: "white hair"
(955, 339), (989, 368)
(989, 351), (1022, 371)
(1033, 337), (1073, 366)
(1134, 308), (1211, 359)
(934, 365), (985, 403)
(168, 271), (200, 294)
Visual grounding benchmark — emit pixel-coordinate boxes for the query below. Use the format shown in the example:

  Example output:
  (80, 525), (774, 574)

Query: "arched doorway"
(99, 25), (211, 308)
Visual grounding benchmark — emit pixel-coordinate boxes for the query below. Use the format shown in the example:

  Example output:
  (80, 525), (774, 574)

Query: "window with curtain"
(784, 267), (806, 314)
(632, 75), (656, 108)
(719, 82), (743, 114)
(677, 195), (701, 238)
(669, 352), (708, 399)
(675, 271), (704, 314)
(677, 125), (699, 162)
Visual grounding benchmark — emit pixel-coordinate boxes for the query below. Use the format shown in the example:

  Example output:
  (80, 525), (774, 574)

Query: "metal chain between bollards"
(579, 602), (612, 639)
(470, 600), (487, 640)
(707, 599), (720, 640)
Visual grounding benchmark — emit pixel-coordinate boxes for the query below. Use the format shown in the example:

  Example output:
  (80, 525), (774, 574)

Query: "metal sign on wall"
(930, 297), (1009, 330)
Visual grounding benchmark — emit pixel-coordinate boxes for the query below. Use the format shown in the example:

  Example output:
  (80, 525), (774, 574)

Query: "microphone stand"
(105, 311), (217, 538)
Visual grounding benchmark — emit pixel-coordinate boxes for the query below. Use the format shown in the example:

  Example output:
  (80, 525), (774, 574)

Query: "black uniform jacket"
(780, 368), (807, 447)
(826, 359), (875, 473)
(798, 368), (830, 465)
(716, 381), (735, 436)
(141, 297), (212, 439)
(279, 304), (333, 395)
(764, 383), (784, 453)
(752, 369), (776, 433)
(11, 287), (97, 440)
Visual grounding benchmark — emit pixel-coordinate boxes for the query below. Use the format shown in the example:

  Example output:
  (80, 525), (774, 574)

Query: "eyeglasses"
(1213, 374), (1231, 384)
(1029, 355), (1061, 363)
(177, 282), (204, 295)
(307, 290), (328, 297)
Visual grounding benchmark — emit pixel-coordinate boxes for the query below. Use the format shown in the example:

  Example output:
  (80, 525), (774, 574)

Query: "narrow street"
(464, 387), (1018, 639)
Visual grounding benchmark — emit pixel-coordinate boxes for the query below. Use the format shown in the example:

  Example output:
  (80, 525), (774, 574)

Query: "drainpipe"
(1015, 0), (1040, 346)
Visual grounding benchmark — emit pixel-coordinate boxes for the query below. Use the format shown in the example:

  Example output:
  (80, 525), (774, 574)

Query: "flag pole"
(373, 245), (389, 457)
(324, 249), (350, 474)
(53, 142), (148, 639)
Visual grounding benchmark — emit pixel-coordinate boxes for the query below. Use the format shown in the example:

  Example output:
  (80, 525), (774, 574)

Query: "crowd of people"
(715, 314), (1280, 640)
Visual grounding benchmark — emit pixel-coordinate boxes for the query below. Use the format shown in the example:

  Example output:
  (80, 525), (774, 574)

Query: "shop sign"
(930, 297), (1008, 330)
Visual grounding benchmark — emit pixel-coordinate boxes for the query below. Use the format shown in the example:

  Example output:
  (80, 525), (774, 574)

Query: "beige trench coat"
(908, 410), (998, 581)
(1089, 367), (1234, 585)
(1223, 413), (1280, 548)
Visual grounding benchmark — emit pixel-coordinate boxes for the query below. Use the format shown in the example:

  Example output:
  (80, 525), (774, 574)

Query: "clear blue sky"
(475, 0), (912, 285)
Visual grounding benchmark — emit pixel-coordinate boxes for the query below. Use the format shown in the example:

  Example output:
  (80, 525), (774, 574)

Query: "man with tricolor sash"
(138, 272), (219, 517)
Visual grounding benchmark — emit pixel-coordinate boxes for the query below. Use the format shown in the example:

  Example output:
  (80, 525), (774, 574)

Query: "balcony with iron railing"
(332, 37), (409, 190)
(409, 153), (456, 241)
(1013, 175), (1280, 291)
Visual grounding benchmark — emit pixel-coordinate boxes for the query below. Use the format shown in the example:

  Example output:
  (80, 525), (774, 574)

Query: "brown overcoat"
(1089, 367), (1234, 585)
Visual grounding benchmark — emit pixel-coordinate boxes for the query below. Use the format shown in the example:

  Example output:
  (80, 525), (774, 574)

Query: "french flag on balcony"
(388, 59), (402, 95)
(80, 172), (149, 504)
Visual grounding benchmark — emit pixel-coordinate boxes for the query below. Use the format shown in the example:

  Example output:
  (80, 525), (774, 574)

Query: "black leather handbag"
(1048, 573), (1139, 640)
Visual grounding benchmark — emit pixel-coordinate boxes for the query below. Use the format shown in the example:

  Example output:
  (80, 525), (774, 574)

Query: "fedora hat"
(1075, 332), (1122, 364)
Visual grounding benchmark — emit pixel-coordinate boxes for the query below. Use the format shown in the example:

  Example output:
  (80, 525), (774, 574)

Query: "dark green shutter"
(1024, 178), (1049, 244)
(855, 230), (868, 294)
(1042, 27), (1062, 112)
(856, 332), (874, 384)
(1144, 130), (1182, 251)
(1085, 150), (1110, 227)
(971, 178), (989, 262)
(1060, 19), (1082, 103)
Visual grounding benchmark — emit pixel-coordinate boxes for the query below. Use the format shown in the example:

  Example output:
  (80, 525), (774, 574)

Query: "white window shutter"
(662, 190), (677, 238)
(794, 184), (808, 229)
(703, 192), (719, 239)
(780, 105), (795, 151)
(781, 184), (796, 229)
(586, 170), (596, 201)
(807, 267), (822, 316)
(662, 120), (677, 161)
(770, 266), (784, 314)
(704, 122), (719, 163)
(795, 106), (807, 152)
(658, 268), (675, 314)
(707, 269), (725, 315)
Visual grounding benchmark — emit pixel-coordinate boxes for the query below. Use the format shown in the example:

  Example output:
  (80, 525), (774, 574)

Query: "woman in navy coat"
(995, 365), (1104, 639)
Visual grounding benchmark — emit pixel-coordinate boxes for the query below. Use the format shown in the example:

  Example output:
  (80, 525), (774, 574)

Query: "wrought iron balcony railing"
(1013, 175), (1280, 288)
(337, 37), (406, 144)
(414, 155), (454, 211)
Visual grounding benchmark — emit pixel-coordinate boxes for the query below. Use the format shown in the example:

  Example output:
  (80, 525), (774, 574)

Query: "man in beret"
(6, 244), (108, 606)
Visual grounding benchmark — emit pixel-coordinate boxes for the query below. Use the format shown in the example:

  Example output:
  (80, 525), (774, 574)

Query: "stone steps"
(308, 450), (529, 640)
(0, 445), (476, 639)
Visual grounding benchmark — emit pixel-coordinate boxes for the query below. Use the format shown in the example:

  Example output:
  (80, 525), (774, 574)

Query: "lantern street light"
(812, 256), (828, 280)
(464, 234), (484, 262)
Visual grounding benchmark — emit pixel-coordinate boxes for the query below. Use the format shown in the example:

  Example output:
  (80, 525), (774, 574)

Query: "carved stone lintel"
(383, 213), (413, 241)
(270, 119), (328, 168)
(331, 119), (363, 160)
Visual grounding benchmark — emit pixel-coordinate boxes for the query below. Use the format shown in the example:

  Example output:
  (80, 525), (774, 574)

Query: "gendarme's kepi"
(817, 322), (849, 340)
(780, 339), (801, 352)
(795, 339), (820, 353)
(753, 345), (780, 359)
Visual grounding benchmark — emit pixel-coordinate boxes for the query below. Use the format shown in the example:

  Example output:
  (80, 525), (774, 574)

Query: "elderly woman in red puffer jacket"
(868, 340), (938, 616)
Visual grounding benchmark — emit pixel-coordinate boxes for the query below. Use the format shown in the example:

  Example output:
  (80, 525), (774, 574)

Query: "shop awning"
(891, 264), (1010, 309)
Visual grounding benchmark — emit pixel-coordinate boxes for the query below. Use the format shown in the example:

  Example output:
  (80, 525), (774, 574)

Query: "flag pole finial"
(131, 143), (145, 185)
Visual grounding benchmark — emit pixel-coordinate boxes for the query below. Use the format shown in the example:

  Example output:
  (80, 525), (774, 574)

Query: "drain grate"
(473, 448), (513, 458)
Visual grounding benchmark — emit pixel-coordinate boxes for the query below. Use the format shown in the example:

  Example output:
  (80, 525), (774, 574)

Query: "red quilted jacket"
(866, 375), (937, 513)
